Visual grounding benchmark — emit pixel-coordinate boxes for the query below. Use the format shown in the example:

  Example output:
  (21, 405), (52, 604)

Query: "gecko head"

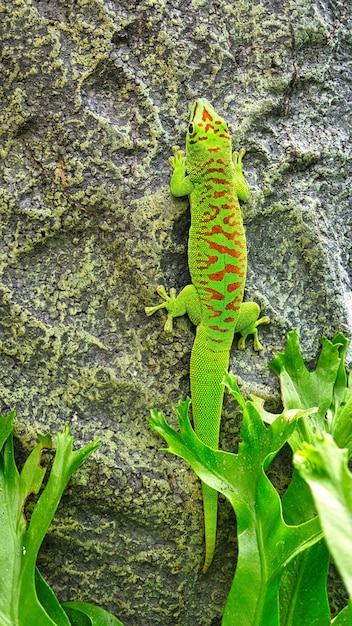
(186, 98), (232, 167)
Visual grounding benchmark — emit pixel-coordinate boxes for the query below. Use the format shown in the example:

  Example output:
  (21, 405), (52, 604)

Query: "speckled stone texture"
(0, 0), (351, 624)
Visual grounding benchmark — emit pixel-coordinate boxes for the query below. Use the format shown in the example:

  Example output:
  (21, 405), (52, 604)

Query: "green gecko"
(145, 98), (269, 573)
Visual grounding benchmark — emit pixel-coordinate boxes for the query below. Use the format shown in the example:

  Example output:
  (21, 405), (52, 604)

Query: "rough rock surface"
(0, 0), (351, 624)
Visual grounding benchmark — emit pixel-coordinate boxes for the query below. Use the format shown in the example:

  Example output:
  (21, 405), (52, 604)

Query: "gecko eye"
(188, 123), (194, 134)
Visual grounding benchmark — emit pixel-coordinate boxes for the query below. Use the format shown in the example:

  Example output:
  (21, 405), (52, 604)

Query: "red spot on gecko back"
(227, 281), (243, 292)
(206, 167), (226, 175)
(209, 325), (229, 333)
(208, 178), (230, 185)
(214, 190), (228, 198)
(198, 224), (244, 243)
(204, 238), (244, 259)
(208, 264), (242, 281)
(203, 287), (224, 301)
(200, 205), (220, 222)
(205, 304), (222, 317)
(226, 301), (241, 312)
(196, 253), (218, 269)
(224, 213), (241, 227)
(229, 295), (242, 305)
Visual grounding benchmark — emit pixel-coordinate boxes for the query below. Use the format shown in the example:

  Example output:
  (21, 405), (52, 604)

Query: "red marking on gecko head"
(202, 107), (213, 122)
(192, 101), (199, 121)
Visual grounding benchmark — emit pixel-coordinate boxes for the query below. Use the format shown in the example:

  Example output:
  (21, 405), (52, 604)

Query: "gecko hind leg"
(235, 301), (270, 351)
(145, 286), (177, 332)
(145, 284), (200, 333)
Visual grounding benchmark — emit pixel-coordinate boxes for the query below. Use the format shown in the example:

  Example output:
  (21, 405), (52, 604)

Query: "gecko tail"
(202, 482), (218, 574)
(189, 325), (230, 573)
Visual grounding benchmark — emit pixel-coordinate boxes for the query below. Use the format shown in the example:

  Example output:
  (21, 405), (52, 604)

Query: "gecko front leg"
(169, 146), (194, 197)
(233, 149), (250, 202)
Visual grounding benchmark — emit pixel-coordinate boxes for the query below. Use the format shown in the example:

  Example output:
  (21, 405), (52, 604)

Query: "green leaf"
(150, 330), (351, 623)
(278, 467), (331, 625)
(294, 434), (352, 599)
(0, 423), (56, 626)
(18, 433), (52, 519)
(35, 568), (71, 626)
(150, 375), (323, 626)
(329, 333), (349, 411)
(279, 541), (330, 626)
(331, 602), (352, 625)
(0, 414), (100, 626)
(328, 368), (352, 455)
(0, 410), (16, 450)
(268, 330), (342, 446)
(62, 601), (125, 625)
(23, 428), (100, 571)
(267, 331), (352, 622)
(63, 605), (92, 626)
(268, 330), (352, 459)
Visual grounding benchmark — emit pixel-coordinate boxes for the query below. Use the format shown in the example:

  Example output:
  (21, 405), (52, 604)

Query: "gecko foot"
(145, 286), (177, 333)
(237, 315), (270, 351)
